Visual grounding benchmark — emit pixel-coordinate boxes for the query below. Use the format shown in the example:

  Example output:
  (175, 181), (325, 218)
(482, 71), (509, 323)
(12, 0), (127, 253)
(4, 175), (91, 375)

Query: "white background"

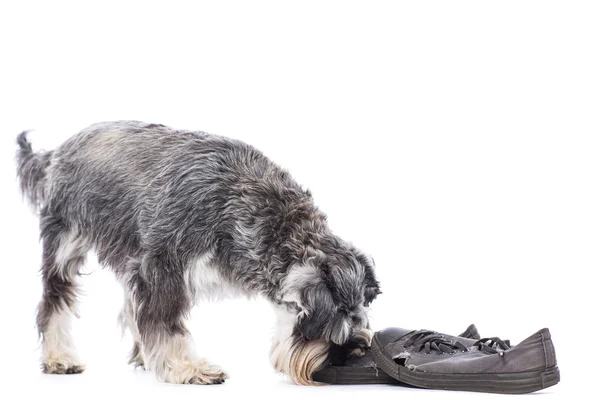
(0, 1), (598, 399)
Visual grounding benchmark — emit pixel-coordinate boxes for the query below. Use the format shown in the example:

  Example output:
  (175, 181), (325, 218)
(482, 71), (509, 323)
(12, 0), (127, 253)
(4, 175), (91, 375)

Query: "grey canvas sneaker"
(371, 327), (560, 394)
(313, 324), (481, 385)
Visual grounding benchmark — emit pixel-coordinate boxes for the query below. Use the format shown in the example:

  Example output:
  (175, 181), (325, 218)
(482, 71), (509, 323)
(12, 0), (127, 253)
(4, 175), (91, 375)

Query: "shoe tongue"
(376, 327), (416, 344)
(459, 324), (480, 340)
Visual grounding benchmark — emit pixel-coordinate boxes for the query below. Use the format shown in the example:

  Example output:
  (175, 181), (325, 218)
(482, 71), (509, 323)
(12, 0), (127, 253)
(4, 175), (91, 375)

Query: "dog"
(15, 120), (380, 385)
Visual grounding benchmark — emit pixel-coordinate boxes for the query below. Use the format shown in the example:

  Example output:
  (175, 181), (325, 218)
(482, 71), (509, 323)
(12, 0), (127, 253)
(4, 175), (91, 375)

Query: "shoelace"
(473, 337), (511, 356)
(404, 331), (468, 355)
(404, 331), (512, 356)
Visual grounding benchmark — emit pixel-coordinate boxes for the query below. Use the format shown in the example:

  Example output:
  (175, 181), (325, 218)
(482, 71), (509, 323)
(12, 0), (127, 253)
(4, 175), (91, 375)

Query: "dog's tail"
(16, 131), (53, 212)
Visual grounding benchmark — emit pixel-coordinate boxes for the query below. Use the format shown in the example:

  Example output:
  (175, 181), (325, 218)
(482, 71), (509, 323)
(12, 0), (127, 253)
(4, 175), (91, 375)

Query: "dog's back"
(17, 120), (301, 270)
(17, 120), (317, 274)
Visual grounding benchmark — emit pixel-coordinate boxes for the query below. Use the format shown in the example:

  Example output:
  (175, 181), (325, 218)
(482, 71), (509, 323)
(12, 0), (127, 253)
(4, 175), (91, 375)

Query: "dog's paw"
(186, 368), (228, 385)
(42, 354), (85, 374)
(128, 343), (145, 369)
(165, 360), (228, 385)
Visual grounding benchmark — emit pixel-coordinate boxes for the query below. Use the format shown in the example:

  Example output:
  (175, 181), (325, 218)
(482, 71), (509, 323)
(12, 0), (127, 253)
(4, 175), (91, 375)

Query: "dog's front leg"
(129, 257), (227, 384)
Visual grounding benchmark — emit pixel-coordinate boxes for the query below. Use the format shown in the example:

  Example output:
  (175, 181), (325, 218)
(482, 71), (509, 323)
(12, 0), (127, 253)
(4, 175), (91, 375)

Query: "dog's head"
(271, 240), (380, 384)
(286, 245), (380, 345)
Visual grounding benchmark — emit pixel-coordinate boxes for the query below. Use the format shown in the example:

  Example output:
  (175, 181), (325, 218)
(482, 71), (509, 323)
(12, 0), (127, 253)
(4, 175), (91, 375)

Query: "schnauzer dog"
(16, 121), (380, 385)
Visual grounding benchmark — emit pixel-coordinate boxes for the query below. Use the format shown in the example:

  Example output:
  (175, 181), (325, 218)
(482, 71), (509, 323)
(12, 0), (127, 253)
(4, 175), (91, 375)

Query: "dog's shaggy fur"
(16, 121), (380, 385)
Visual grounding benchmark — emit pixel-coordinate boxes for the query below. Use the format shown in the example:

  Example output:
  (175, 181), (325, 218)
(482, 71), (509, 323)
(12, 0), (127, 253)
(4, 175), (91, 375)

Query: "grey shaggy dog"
(16, 121), (380, 385)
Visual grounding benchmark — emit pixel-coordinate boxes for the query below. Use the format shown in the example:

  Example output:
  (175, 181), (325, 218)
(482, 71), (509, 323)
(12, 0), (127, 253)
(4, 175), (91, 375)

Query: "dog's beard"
(269, 307), (328, 385)
(270, 325), (374, 385)
(270, 335), (330, 385)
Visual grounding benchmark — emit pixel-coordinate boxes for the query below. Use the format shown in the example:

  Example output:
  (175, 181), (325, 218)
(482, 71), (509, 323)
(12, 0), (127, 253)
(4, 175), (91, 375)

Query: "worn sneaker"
(371, 327), (560, 394)
(312, 324), (481, 385)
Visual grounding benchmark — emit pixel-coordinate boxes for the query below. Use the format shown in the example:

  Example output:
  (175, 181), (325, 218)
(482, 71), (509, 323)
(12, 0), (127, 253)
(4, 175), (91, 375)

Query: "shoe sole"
(312, 366), (400, 385)
(371, 333), (560, 394)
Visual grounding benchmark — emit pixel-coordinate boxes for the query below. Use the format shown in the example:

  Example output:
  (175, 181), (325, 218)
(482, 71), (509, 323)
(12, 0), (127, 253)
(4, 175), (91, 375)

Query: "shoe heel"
(541, 366), (560, 389)
(542, 332), (557, 369)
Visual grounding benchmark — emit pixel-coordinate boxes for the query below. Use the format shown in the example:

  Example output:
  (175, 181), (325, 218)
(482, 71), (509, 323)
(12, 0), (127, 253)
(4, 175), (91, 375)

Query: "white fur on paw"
(42, 353), (85, 374)
(164, 360), (228, 385)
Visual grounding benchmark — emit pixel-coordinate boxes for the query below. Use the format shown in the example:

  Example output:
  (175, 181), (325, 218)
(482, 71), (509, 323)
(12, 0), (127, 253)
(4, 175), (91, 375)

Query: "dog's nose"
(352, 328), (374, 348)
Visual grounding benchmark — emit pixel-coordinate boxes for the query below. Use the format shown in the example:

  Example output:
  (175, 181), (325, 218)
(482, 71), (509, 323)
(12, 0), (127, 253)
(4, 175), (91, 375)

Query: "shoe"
(312, 324), (481, 385)
(371, 327), (560, 394)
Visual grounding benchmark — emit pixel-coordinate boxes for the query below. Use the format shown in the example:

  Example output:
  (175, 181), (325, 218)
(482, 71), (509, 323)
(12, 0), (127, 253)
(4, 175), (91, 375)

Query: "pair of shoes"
(313, 325), (560, 394)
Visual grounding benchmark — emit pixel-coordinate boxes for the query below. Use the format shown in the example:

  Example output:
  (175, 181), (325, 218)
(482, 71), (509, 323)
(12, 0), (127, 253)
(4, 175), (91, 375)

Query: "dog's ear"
(352, 250), (381, 307)
(295, 280), (336, 341)
(282, 263), (336, 340)
(363, 263), (381, 306)
(363, 279), (381, 307)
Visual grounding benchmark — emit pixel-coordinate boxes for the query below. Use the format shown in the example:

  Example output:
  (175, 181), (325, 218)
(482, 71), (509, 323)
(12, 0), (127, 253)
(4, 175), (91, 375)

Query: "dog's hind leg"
(36, 211), (88, 374)
(118, 289), (144, 368)
(129, 255), (228, 384)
